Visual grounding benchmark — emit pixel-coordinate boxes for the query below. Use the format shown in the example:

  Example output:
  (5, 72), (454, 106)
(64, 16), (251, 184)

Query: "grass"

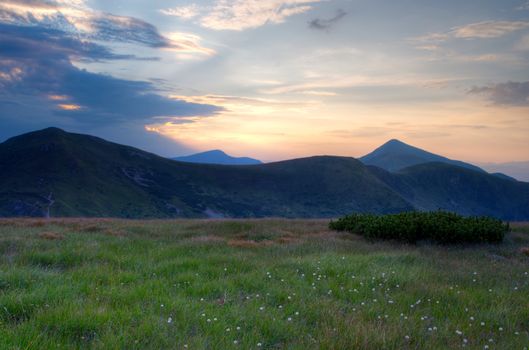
(0, 218), (528, 349)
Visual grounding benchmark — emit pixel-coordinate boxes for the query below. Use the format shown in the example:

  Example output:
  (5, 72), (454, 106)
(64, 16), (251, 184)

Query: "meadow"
(0, 219), (528, 349)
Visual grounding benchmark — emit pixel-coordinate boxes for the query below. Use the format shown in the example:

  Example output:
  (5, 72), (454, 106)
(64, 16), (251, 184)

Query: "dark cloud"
(469, 81), (529, 106)
(309, 9), (347, 31)
(0, 24), (141, 62)
(0, 22), (222, 128)
(89, 14), (173, 48)
(0, 2), (179, 50)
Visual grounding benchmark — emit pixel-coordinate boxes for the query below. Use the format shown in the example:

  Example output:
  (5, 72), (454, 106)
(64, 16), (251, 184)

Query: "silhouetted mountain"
(0, 128), (409, 218)
(172, 150), (262, 165)
(360, 139), (485, 173)
(0, 128), (527, 220)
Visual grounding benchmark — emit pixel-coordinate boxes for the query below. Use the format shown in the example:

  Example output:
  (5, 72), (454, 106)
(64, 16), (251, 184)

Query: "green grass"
(0, 218), (528, 349)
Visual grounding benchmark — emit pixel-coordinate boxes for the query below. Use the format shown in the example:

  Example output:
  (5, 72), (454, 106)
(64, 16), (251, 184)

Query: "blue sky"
(0, 0), (528, 163)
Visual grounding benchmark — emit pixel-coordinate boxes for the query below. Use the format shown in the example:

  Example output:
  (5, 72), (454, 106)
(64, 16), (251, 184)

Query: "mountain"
(172, 150), (262, 165)
(360, 139), (485, 173)
(0, 128), (410, 218)
(367, 163), (529, 220)
(479, 161), (529, 182)
(0, 128), (527, 220)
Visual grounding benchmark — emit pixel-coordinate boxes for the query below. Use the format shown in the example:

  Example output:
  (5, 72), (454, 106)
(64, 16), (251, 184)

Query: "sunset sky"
(1, 0), (528, 163)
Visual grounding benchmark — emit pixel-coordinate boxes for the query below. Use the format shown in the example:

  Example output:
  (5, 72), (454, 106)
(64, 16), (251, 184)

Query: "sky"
(0, 0), (528, 164)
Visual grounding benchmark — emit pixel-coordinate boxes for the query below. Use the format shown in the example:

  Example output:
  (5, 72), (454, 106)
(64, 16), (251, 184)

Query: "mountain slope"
(172, 150), (262, 165)
(360, 139), (485, 173)
(1, 128), (527, 220)
(0, 128), (411, 218)
(367, 162), (529, 221)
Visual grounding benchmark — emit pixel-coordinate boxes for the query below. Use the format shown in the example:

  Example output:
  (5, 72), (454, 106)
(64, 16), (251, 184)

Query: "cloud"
(0, 0), (213, 54)
(414, 20), (529, 43)
(469, 81), (529, 106)
(0, 22), (222, 128)
(161, 0), (323, 31)
(452, 21), (529, 39)
(160, 5), (201, 19)
(308, 9), (346, 30)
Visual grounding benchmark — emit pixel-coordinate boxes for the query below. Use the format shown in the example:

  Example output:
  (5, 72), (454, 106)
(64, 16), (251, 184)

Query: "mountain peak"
(360, 139), (485, 173)
(172, 149), (262, 165)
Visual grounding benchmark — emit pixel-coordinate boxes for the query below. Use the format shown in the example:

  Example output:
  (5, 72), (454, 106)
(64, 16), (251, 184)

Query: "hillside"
(367, 162), (529, 221)
(360, 139), (485, 173)
(0, 128), (410, 218)
(1, 128), (528, 219)
(172, 150), (262, 165)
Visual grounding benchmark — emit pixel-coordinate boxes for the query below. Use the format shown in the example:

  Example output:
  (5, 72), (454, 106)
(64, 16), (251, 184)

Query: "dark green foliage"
(329, 211), (508, 244)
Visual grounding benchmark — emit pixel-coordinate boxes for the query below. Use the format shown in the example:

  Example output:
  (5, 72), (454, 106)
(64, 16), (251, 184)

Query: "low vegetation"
(330, 211), (508, 244)
(0, 219), (528, 349)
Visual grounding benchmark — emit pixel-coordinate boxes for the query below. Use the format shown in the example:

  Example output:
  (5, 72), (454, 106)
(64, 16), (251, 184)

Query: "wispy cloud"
(0, 0), (213, 55)
(469, 81), (529, 106)
(160, 4), (201, 19)
(414, 20), (529, 43)
(308, 9), (346, 30)
(453, 21), (529, 39)
(161, 0), (324, 31)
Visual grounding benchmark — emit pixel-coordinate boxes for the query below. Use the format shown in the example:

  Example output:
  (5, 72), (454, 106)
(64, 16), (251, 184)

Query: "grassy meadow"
(0, 218), (528, 349)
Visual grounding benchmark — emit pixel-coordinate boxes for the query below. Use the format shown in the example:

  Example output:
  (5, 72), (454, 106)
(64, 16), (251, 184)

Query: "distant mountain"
(0, 128), (527, 220)
(479, 161), (529, 182)
(173, 150), (262, 165)
(360, 139), (485, 173)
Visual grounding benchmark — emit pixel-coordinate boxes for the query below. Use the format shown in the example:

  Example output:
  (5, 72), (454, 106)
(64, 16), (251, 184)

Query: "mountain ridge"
(1, 128), (528, 220)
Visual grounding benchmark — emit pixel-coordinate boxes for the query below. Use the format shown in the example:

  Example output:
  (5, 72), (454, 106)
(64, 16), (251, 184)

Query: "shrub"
(329, 211), (508, 244)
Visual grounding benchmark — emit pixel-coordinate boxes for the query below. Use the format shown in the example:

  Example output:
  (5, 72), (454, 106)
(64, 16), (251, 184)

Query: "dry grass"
(38, 232), (64, 240)
(227, 239), (275, 248)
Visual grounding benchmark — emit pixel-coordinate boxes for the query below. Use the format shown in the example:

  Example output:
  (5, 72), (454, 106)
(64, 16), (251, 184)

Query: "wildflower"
(456, 330), (463, 335)
(257, 343), (262, 347)
(167, 317), (172, 324)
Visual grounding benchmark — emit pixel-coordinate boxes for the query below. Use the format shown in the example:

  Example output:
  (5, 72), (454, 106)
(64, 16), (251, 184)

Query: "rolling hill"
(172, 150), (262, 165)
(0, 128), (527, 219)
(360, 139), (485, 173)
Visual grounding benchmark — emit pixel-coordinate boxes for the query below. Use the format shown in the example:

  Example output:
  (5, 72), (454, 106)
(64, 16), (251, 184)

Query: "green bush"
(329, 211), (508, 244)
